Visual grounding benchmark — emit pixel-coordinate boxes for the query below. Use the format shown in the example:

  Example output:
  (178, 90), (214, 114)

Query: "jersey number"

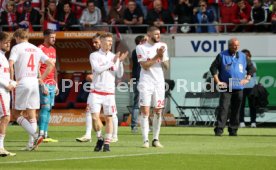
(27, 54), (35, 71)
(157, 100), (165, 107)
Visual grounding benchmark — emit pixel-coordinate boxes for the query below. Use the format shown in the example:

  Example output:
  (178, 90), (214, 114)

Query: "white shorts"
(0, 92), (10, 118)
(87, 92), (117, 116)
(13, 78), (40, 110)
(138, 81), (165, 108)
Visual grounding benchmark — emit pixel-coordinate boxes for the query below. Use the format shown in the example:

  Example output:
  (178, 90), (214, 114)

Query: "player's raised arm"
(90, 53), (114, 73)
(115, 51), (129, 78)
(138, 46), (163, 70)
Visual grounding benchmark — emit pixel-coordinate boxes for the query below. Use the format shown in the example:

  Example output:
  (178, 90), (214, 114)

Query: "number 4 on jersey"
(27, 54), (35, 71)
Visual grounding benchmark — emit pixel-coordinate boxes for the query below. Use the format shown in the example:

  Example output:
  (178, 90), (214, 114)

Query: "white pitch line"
(0, 152), (170, 164)
(1, 152), (276, 164)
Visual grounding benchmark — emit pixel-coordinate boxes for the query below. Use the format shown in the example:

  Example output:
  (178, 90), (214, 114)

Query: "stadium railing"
(0, 22), (273, 33)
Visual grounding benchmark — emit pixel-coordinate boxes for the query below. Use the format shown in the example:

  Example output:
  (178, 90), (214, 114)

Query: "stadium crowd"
(1, 0), (276, 33)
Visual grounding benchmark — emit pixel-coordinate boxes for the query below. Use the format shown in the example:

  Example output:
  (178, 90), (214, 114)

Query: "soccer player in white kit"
(76, 34), (120, 143)
(9, 29), (54, 151)
(136, 26), (169, 148)
(88, 32), (128, 152)
(0, 32), (17, 157)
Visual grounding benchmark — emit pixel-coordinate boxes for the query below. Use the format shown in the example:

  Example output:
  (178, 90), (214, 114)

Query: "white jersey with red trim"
(89, 49), (123, 94)
(136, 41), (169, 84)
(0, 51), (11, 93)
(9, 42), (49, 81)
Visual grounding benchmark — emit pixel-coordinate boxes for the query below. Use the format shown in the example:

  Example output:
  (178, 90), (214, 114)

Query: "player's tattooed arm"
(9, 60), (15, 81)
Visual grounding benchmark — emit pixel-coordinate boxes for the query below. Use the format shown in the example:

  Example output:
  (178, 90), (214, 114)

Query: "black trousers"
(239, 88), (257, 123)
(215, 90), (243, 133)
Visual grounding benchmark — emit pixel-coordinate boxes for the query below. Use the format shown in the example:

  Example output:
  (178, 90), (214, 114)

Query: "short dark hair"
(92, 33), (101, 40)
(135, 35), (145, 45)
(0, 32), (11, 42)
(147, 26), (160, 33)
(87, 0), (95, 6)
(242, 49), (252, 58)
(43, 29), (55, 36)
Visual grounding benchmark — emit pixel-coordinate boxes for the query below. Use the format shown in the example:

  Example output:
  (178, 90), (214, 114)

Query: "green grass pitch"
(1, 126), (276, 170)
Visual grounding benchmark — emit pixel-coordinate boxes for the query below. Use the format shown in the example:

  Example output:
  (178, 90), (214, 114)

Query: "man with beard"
(136, 26), (169, 148)
(38, 29), (59, 143)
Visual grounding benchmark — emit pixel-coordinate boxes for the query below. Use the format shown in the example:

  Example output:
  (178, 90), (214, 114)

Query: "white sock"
(96, 131), (102, 139)
(104, 133), (112, 144)
(112, 115), (118, 139)
(153, 113), (162, 140)
(141, 114), (149, 142)
(29, 119), (37, 145)
(39, 130), (44, 137)
(17, 116), (36, 138)
(85, 111), (92, 138)
(0, 134), (5, 148)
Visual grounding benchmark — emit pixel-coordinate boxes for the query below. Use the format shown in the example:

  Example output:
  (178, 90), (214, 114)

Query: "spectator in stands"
(174, 0), (194, 33)
(147, 0), (174, 33)
(43, 0), (58, 24)
(239, 49), (257, 128)
(17, 0), (42, 31)
(218, 0), (238, 32)
(57, 2), (79, 30)
(249, 0), (268, 32)
(193, 0), (216, 33)
(79, 0), (102, 30)
(14, 0), (26, 15)
(0, 0), (9, 14)
(107, 0), (128, 13)
(71, 0), (87, 20)
(56, 0), (66, 14)
(206, 0), (219, 21)
(263, 0), (272, 21)
(130, 35), (147, 133)
(111, 0), (147, 18)
(233, 0), (251, 32)
(143, 0), (168, 10)
(93, 0), (107, 22)
(210, 38), (255, 136)
(31, 0), (44, 12)
(271, 0), (276, 33)
(123, 0), (144, 33)
(107, 0), (126, 33)
(0, 1), (18, 31)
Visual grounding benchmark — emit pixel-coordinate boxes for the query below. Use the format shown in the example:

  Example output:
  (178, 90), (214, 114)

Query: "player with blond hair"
(0, 32), (17, 156)
(88, 32), (128, 152)
(9, 29), (54, 151)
